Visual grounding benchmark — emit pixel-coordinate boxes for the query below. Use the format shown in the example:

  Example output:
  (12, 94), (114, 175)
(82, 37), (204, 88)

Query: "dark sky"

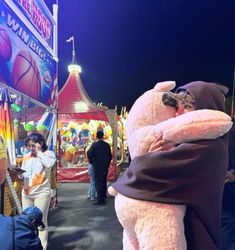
(45, 0), (235, 110)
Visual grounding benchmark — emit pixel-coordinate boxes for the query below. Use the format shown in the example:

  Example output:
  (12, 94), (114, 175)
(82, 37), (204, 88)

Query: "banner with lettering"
(0, 1), (57, 107)
(11, 0), (54, 50)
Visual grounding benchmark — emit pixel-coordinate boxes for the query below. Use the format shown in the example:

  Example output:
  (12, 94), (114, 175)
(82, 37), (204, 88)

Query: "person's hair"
(26, 132), (48, 151)
(24, 137), (30, 147)
(96, 131), (104, 139)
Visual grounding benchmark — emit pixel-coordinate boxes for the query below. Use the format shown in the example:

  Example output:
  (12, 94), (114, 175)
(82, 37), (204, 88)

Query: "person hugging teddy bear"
(109, 81), (232, 250)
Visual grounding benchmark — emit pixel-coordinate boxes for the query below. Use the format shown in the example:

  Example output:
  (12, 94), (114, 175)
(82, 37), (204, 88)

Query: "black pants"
(94, 171), (108, 202)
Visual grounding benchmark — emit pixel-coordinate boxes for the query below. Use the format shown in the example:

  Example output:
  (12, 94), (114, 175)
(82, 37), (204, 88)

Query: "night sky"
(45, 0), (235, 111)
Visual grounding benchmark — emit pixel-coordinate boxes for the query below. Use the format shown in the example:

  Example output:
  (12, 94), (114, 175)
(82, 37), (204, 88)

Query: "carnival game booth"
(0, 0), (58, 215)
(57, 52), (118, 182)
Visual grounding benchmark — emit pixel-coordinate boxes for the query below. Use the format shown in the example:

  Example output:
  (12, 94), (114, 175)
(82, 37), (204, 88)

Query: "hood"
(176, 81), (228, 111)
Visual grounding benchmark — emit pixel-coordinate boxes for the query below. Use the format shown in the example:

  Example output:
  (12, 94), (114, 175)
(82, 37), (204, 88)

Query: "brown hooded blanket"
(113, 81), (230, 250)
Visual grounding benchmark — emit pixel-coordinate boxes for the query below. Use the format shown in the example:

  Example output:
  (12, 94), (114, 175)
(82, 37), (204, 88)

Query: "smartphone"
(12, 167), (26, 173)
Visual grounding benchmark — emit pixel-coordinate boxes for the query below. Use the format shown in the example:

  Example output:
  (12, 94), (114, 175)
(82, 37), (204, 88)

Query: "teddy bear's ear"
(154, 81), (176, 92)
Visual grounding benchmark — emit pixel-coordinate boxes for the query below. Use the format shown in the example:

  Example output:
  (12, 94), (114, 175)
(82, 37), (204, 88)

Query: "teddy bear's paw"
(108, 186), (118, 196)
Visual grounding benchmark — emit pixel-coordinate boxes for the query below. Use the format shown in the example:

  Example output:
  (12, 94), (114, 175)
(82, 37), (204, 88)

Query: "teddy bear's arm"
(162, 109), (232, 143)
(129, 110), (232, 159)
(127, 126), (157, 159)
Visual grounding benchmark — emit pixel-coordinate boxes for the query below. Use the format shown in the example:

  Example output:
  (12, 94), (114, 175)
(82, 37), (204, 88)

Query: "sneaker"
(92, 201), (106, 205)
(90, 197), (96, 201)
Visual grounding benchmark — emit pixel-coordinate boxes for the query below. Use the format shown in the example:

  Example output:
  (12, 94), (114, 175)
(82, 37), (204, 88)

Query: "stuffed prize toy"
(23, 121), (36, 135)
(80, 123), (89, 138)
(36, 124), (49, 137)
(65, 145), (75, 162)
(67, 122), (78, 137)
(108, 81), (232, 249)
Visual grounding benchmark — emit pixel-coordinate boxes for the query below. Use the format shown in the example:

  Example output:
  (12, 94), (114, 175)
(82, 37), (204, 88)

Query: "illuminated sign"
(0, 0), (57, 107)
(10, 0), (54, 50)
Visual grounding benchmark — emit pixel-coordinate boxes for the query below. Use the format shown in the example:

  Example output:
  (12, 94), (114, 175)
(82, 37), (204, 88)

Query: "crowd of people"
(0, 81), (235, 249)
(0, 130), (112, 250)
(0, 132), (55, 250)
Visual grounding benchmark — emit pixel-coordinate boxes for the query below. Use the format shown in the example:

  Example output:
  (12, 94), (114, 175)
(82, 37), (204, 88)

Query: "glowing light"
(74, 101), (88, 112)
(68, 64), (82, 73)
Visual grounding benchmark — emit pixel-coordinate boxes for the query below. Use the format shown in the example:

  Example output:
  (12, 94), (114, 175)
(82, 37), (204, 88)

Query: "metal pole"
(231, 64), (235, 119)
(72, 36), (75, 53)
(0, 183), (4, 214)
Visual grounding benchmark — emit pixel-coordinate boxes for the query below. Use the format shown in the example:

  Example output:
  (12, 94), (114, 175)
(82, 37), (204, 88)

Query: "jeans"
(88, 164), (96, 199)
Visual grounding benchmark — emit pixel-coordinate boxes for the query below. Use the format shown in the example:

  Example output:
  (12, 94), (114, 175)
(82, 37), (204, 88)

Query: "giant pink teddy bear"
(108, 81), (232, 250)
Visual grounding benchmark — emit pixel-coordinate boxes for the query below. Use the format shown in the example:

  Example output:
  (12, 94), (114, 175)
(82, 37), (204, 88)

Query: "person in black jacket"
(87, 131), (112, 205)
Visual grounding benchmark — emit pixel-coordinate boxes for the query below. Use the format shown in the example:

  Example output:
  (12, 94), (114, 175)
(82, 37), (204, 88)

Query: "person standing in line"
(221, 121), (235, 250)
(19, 132), (56, 250)
(87, 161), (97, 201)
(87, 131), (112, 205)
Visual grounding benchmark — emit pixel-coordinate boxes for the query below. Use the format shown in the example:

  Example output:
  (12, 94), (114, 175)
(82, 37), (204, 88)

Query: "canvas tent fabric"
(58, 67), (111, 121)
(58, 49), (117, 122)
(57, 62), (117, 151)
(57, 54), (117, 182)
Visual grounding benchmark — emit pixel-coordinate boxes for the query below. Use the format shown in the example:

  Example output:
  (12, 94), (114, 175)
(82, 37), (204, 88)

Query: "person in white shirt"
(19, 132), (56, 250)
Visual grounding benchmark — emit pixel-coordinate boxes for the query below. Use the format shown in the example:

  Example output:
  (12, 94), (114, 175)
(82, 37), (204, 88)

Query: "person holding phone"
(19, 132), (56, 250)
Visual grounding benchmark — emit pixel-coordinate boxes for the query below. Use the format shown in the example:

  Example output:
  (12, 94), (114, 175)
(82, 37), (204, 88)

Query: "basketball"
(0, 26), (12, 62)
(12, 50), (41, 100)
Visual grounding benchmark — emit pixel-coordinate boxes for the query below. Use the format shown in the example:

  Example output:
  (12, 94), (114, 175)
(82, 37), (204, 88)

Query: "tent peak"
(68, 51), (81, 73)
(71, 50), (78, 65)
